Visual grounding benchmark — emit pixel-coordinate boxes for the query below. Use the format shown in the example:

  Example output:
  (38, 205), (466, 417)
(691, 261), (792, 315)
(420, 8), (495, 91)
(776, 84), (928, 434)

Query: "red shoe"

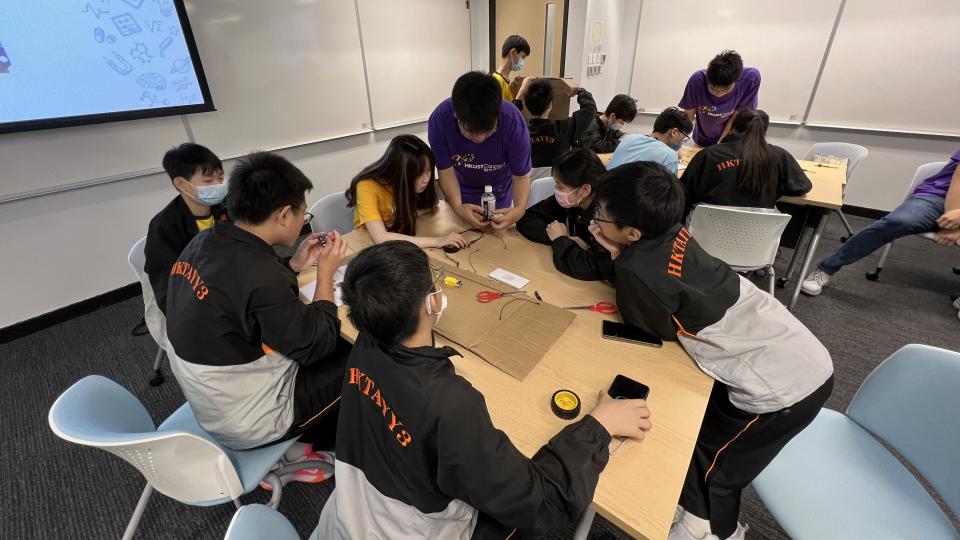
(260, 446), (335, 490)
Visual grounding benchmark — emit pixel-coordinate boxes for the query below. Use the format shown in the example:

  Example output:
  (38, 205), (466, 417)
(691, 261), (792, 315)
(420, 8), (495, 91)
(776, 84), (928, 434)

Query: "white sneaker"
(668, 510), (717, 540)
(725, 522), (749, 540)
(801, 268), (831, 296)
(952, 297), (960, 311)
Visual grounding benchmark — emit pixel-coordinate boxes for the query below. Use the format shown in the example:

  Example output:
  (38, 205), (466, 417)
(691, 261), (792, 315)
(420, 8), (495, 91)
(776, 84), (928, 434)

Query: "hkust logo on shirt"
(698, 105), (731, 119)
(452, 154), (475, 165)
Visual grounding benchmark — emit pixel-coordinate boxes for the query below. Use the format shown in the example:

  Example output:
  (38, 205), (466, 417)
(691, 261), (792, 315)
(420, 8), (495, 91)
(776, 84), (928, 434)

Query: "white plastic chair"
(529, 166), (553, 181)
(128, 237), (167, 386)
(308, 192), (355, 235)
(752, 344), (960, 539)
(224, 504), (301, 540)
(688, 204), (792, 294)
(802, 142), (869, 241)
(865, 161), (948, 281)
(49, 375), (332, 540)
(527, 176), (555, 209)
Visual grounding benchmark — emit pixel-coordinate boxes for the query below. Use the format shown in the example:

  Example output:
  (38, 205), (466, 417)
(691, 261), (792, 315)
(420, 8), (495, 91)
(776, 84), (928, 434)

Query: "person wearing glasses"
(316, 240), (652, 539)
(680, 109), (811, 217)
(428, 71), (533, 230)
(165, 151), (351, 487)
(605, 107), (694, 174)
(679, 50), (761, 147)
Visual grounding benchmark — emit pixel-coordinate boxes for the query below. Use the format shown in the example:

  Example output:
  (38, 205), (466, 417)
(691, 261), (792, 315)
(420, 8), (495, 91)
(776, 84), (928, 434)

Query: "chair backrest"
(847, 344), (960, 516)
(309, 192), (355, 235)
(802, 142), (869, 181)
(688, 204), (792, 268)
(528, 176), (555, 208)
(897, 162), (949, 203)
(128, 236), (166, 347)
(49, 375), (245, 504)
(529, 166), (553, 181)
(224, 504), (299, 540)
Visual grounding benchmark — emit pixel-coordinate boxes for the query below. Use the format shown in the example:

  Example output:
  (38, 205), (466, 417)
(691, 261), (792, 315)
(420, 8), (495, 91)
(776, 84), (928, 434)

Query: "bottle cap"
(484, 185), (493, 193)
(551, 389), (581, 420)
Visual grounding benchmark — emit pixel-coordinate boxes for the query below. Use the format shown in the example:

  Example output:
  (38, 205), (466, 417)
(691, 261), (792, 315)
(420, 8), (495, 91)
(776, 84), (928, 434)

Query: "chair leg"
(149, 347), (165, 387)
(122, 484), (154, 540)
(572, 505), (596, 540)
(767, 265), (776, 296)
(836, 210), (855, 241)
(866, 242), (893, 281)
(233, 499), (242, 510)
(778, 226), (813, 288)
(263, 472), (283, 510)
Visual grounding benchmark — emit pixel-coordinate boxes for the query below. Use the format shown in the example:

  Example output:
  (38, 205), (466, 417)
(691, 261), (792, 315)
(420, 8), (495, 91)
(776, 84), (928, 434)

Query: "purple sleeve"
(736, 68), (761, 111)
(678, 71), (702, 109)
(951, 148), (960, 161)
(428, 106), (454, 170)
(504, 102), (532, 176)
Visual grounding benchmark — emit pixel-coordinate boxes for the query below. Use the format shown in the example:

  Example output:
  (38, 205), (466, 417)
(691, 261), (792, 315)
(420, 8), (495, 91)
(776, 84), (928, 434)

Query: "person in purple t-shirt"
(802, 148), (960, 296)
(679, 50), (760, 147)
(428, 71), (532, 230)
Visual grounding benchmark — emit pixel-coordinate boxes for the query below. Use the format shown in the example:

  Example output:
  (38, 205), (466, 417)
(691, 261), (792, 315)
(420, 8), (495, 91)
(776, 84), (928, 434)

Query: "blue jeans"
(820, 196), (944, 275)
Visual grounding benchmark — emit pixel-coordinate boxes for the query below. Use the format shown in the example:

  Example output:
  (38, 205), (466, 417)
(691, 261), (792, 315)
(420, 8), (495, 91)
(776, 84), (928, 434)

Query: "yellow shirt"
(195, 215), (215, 232)
(354, 179), (396, 230)
(492, 72), (513, 101)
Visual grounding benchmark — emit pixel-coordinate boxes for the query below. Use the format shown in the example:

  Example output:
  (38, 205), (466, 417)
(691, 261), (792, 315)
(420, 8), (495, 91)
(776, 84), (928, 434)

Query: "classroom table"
(598, 152), (612, 166)
(676, 145), (847, 309)
(301, 203), (714, 539)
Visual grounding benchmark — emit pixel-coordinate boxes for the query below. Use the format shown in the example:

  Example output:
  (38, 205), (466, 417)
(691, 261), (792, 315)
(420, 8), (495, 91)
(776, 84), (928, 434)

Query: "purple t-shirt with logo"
(679, 67), (761, 147)
(427, 98), (532, 208)
(913, 148), (960, 199)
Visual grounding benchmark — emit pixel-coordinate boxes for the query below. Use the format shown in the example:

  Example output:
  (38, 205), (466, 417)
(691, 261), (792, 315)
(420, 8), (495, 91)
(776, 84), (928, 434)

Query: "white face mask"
(184, 181), (228, 206)
(608, 121), (624, 132)
(554, 186), (583, 209)
(425, 290), (448, 326)
(512, 56), (525, 71)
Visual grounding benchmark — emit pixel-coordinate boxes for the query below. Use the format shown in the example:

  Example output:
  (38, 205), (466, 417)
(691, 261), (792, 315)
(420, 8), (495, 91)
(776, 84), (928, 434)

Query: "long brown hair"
(731, 109), (775, 199)
(345, 135), (438, 235)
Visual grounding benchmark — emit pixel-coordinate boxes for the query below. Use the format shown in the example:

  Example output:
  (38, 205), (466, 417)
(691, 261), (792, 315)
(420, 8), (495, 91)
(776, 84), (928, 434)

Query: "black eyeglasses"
(591, 213), (617, 225)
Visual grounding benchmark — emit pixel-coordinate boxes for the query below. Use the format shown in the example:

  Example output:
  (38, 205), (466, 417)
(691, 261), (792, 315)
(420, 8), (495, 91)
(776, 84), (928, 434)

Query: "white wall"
(572, 1), (959, 211)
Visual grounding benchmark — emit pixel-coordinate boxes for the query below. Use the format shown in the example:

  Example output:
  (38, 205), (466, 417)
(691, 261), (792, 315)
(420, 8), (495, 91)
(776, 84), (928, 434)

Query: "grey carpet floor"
(2, 215), (959, 539)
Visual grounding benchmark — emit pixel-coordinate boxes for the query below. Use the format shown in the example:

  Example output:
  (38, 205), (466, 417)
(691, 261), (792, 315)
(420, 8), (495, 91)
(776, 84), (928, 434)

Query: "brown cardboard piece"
(510, 77), (579, 121)
(433, 259), (575, 381)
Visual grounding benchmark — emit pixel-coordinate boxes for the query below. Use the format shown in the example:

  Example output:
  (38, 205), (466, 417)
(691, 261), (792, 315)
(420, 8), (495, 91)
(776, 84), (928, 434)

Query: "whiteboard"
(0, 115), (188, 203)
(183, 0), (372, 158)
(629, 0), (841, 124)
(807, 0), (960, 136)
(357, 0), (472, 129)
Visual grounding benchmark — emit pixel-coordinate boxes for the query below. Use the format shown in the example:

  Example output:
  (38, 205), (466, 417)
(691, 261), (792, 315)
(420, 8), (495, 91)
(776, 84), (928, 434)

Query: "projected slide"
(0, 0), (212, 131)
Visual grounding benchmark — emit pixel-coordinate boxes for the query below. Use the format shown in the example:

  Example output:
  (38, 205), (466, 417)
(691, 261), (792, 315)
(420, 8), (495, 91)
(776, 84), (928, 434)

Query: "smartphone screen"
(607, 374), (650, 400)
(602, 320), (663, 348)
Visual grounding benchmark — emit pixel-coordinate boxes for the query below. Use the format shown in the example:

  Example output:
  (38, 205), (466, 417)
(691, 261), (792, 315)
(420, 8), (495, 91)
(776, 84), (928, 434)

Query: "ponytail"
(732, 109), (775, 200)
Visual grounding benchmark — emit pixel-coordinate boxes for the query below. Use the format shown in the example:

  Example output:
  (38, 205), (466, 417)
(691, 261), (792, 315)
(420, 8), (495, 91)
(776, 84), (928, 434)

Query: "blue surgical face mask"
(186, 181), (228, 206)
(669, 142), (682, 151)
(512, 56), (525, 71)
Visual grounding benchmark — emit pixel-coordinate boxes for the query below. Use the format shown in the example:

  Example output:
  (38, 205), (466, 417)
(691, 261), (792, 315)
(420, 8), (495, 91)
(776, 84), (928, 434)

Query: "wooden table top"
(302, 203), (714, 539)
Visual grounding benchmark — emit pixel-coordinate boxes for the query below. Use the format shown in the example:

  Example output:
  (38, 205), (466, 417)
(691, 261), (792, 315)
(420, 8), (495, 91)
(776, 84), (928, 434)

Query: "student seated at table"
(315, 240), (652, 539)
(680, 109), (810, 216)
(345, 135), (468, 250)
(145, 143), (228, 317)
(521, 79), (597, 168)
(491, 34), (530, 104)
(679, 50), (760, 147)
(581, 162), (833, 540)
(606, 107), (693, 174)
(578, 94), (637, 153)
(165, 152), (351, 485)
(802, 147), (960, 296)
(517, 148), (610, 280)
(428, 71), (532, 230)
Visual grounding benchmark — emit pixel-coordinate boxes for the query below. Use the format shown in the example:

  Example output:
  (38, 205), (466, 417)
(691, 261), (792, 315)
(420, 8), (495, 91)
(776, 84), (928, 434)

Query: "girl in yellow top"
(346, 135), (468, 249)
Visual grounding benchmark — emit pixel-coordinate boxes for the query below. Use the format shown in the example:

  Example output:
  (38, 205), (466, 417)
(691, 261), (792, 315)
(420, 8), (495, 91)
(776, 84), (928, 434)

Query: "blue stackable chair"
(48, 375), (331, 540)
(309, 192), (355, 235)
(527, 176), (556, 208)
(752, 344), (960, 539)
(224, 504), (301, 540)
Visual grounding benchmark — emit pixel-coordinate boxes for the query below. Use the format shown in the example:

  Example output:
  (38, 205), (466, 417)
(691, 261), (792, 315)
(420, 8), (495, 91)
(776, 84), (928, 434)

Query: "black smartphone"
(602, 320), (663, 348)
(608, 374), (650, 401)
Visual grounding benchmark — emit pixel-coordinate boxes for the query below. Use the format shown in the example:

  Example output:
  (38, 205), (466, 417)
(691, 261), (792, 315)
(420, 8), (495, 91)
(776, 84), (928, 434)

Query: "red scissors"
(476, 290), (526, 303)
(564, 301), (617, 314)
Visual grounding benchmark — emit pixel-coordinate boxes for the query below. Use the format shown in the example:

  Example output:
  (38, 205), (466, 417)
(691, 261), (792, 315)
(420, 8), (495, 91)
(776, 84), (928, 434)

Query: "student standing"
(345, 135), (468, 249)
(802, 148), (960, 296)
(428, 71), (532, 230)
(145, 143), (228, 317)
(679, 50), (760, 147)
(491, 34), (530, 102)
(681, 109), (810, 214)
(522, 79), (598, 168)
(165, 152), (351, 485)
(606, 107), (693, 174)
(578, 94), (638, 153)
(577, 162), (833, 540)
(315, 240), (652, 539)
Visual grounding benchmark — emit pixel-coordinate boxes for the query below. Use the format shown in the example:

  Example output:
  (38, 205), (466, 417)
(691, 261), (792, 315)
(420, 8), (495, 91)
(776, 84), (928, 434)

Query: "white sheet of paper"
(299, 264), (347, 306)
(488, 267), (530, 289)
